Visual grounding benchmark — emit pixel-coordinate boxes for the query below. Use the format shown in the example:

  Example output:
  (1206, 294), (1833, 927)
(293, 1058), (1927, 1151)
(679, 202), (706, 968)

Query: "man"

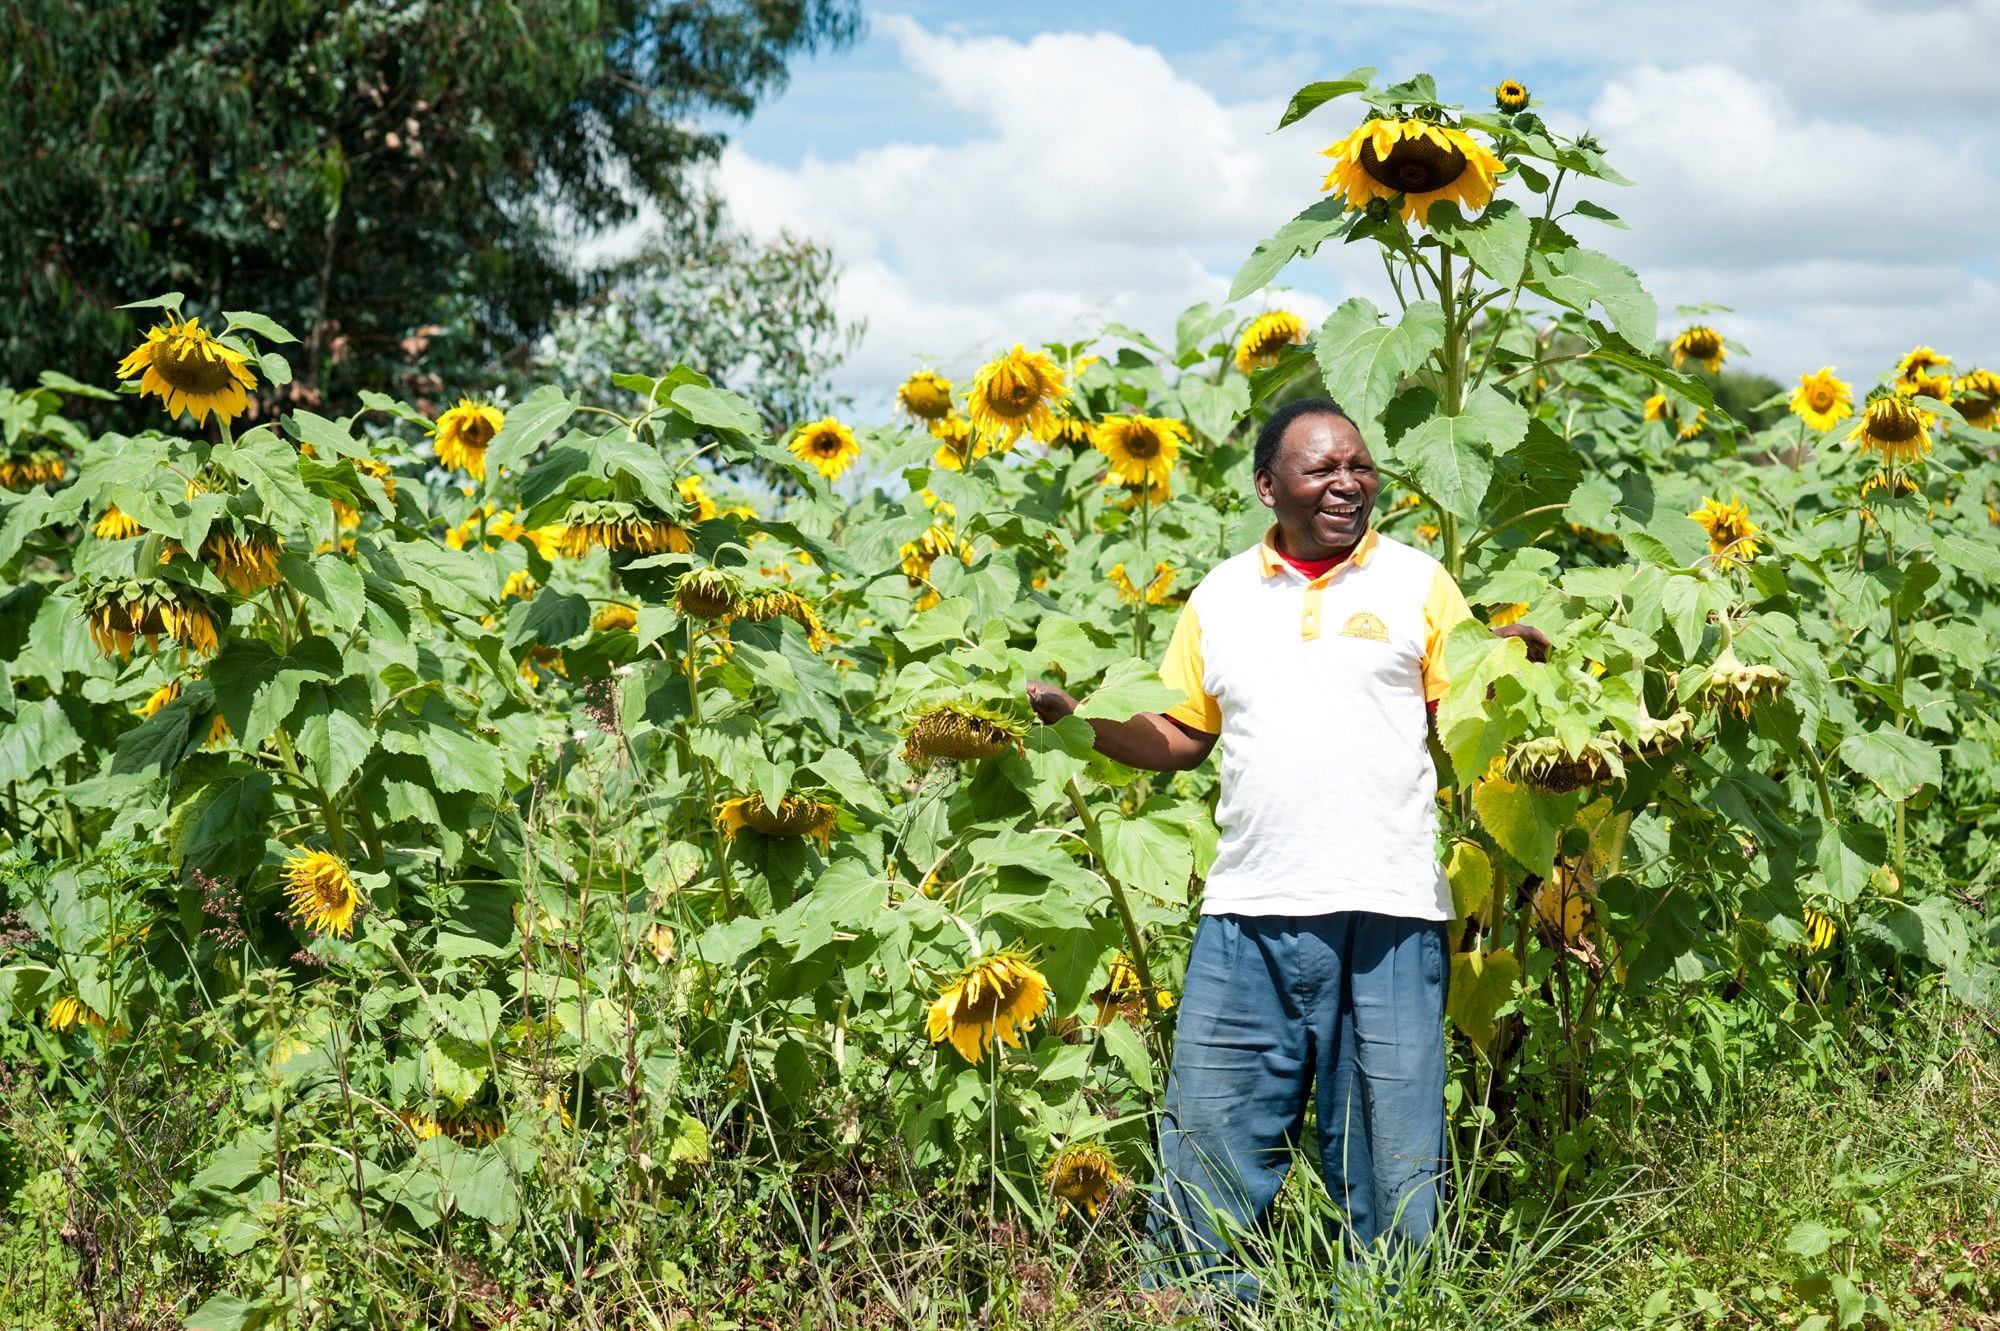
(1025, 397), (1547, 1300)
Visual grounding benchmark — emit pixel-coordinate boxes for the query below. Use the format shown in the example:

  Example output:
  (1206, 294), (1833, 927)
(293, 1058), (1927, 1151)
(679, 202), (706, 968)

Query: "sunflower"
(1857, 469), (1926, 525)
(94, 506), (144, 540)
(332, 456), (396, 528)
(714, 792), (838, 847)
(1505, 735), (1620, 793)
(1954, 369), (2000, 429)
(1895, 346), (1950, 384)
(1089, 953), (1175, 1026)
(735, 588), (832, 651)
(488, 508), (563, 559)
(673, 567), (743, 620)
(646, 922), (676, 965)
(1042, 412), (1095, 451)
(593, 602), (639, 632)
(1688, 494), (1763, 570)
(788, 418), (861, 481)
(500, 569), (537, 601)
(81, 578), (223, 659)
(1487, 602), (1528, 628)
(47, 995), (108, 1033)
(1109, 561), (1176, 605)
(1789, 368), (1853, 432)
(897, 369), (954, 422)
(1700, 646), (1788, 722)
(557, 502), (693, 558)
(116, 315), (259, 425)
(1668, 326), (1726, 373)
(202, 711), (233, 750)
(1415, 522), (1441, 542)
(1642, 393), (1672, 425)
(136, 679), (181, 718)
(434, 400), (504, 480)
(926, 950), (1051, 1064)
(401, 1111), (445, 1142)
(1494, 80), (1530, 112)
(1800, 906), (1837, 953)
(1046, 1143), (1122, 1219)
(1112, 478), (1173, 510)
(188, 527), (283, 596)
(1675, 409), (1709, 442)
(929, 413), (991, 471)
(901, 700), (1028, 767)
(0, 452), (67, 490)
(1847, 395), (1930, 467)
(1234, 311), (1308, 374)
(281, 848), (361, 937)
(517, 644), (567, 689)
(1093, 415), (1187, 490)
(968, 346), (1067, 445)
(1320, 116), (1505, 227)
(677, 474), (718, 523)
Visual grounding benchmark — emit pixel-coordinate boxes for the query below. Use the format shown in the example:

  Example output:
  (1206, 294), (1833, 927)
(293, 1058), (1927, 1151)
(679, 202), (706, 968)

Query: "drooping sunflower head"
(500, 569), (538, 602)
(593, 602), (639, 632)
(281, 848), (361, 938)
(1234, 311), (1308, 374)
(1669, 326), (1726, 373)
(1700, 646), (1789, 722)
(1642, 393), (1672, 424)
(901, 698), (1029, 768)
(116, 315), (259, 426)
(94, 505), (145, 540)
(1494, 80), (1530, 112)
(672, 567), (744, 621)
(557, 500), (693, 559)
(1688, 494), (1763, 571)
(897, 370), (955, 422)
(434, 400), (505, 480)
(1789, 367), (1853, 432)
(1675, 408), (1709, 442)
(788, 418), (862, 481)
(1504, 735), (1620, 793)
(1895, 345), (1950, 384)
(136, 678), (182, 718)
(1487, 602), (1529, 628)
(926, 949), (1051, 1064)
(1042, 411), (1096, 451)
(0, 450), (68, 490)
(80, 577), (224, 660)
(1847, 394), (1931, 467)
(1320, 115), (1506, 227)
(47, 994), (108, 1033)
(1109, 561), (1177, 606)
(1953, 369), (2000, 429)
(735, 588), (832, 651)
(1799, 905), (1838, 954)
(196, 524), (284, 596)
(1046, 1144), (1122, 1219)
(968, 346), (1067, 443)
(1089, 953), (1175, 1026)
(1092, 415), (1188, 490)
(714, 791), (839, 847)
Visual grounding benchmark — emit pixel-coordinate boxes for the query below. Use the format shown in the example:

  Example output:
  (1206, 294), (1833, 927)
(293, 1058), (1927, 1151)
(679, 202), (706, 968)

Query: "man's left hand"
(1494, 623), (1551, 663)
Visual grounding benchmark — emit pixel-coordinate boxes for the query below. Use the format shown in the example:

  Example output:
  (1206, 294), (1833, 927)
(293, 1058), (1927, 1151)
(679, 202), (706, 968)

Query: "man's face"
(1254, 413), (1380, 558)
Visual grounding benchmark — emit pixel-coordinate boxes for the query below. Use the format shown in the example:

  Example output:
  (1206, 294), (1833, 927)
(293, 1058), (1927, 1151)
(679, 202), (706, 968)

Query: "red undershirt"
(1273, 539), (1439, 725)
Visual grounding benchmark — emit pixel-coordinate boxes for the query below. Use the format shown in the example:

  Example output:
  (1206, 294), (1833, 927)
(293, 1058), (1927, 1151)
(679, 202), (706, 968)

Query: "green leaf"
(1275, 68), (1375, 129)
(222, 311), (299, 344)
(1313, 298), (1444, 427)
(0, 697), (84, 784)
(1176, 374), (1250, 444)
(1075, 658), (1185, 721)
(1473, 777), (1571, 877)
(285, 409), (368, 461)
(382, 714), (505, 800)
(1935, 532), (2000, 583)
(1817, 821), (1884, 906)
(1838, 729), (1941, 801)
(1393, 387), (1525, 521)
(1098, 1017), (1155, 1093)
(215, 426), (320, 530)
(1229, 197), (1348, 302)
(35, 370), (119, 400)
(1531, 247), (1657, 348)
(1095, 811), (1192, 905)
(208, 636), (343, 743)
(294, 679), (374, 792)
(109, 700), (190, 779)
(358, 537), (496, 618)
(1427, 199), (1530, 282)
(1784, 1220), (1838, 1259)
(184, 1293), (277, 1331)
(504, 589), (591, 650)
(116, 291), (183, 312)
(484, 385), (577, 474)
(282, 552), (366, 626)
(1447, 947), (1519, 1053)
(670, 384), (762, 438)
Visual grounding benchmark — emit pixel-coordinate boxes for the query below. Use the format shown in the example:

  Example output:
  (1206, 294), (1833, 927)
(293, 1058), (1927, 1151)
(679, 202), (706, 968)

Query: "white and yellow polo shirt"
(1159, 526), (1472, 920)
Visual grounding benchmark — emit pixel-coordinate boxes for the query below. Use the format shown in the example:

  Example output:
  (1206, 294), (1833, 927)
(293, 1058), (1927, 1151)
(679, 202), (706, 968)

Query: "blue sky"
(681, 1), (2000, 406)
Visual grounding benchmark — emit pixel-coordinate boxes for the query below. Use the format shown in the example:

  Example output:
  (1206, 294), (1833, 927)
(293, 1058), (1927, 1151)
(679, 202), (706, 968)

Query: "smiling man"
(1026, 397), (1546, 1300)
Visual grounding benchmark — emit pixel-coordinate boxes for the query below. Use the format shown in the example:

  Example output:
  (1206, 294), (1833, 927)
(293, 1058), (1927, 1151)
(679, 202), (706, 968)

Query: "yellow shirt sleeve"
(1422, 567), (1476, 702)
(1158, 603), (1222, 733)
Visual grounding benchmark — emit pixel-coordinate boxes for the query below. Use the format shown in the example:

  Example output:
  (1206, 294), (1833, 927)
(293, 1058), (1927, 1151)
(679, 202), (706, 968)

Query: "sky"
(627, 1), (2000, 409)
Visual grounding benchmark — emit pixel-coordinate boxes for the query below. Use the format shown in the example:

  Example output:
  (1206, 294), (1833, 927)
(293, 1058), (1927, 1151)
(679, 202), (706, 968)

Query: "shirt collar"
(1257, 524), (1378, 580)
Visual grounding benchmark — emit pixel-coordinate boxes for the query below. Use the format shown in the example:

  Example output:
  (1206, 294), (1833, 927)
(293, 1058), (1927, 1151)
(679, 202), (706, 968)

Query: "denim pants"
(1147, 911), (1450, 1299)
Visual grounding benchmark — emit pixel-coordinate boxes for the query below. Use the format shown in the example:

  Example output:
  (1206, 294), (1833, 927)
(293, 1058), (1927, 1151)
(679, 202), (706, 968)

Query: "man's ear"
(1253, 468), (1276, 509)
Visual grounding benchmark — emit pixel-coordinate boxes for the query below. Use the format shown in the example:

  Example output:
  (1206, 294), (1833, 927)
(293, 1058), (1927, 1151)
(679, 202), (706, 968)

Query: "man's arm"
(1024, 682), (1218, 772)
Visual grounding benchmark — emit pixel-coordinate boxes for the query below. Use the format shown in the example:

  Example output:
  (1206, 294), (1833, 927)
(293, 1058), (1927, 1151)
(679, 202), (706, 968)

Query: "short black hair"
(1253, 396), (1356, 475)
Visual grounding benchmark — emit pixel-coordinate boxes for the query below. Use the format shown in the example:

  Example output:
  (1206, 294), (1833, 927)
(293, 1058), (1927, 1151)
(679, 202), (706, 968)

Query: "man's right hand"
(1025, 681), (1078, 725)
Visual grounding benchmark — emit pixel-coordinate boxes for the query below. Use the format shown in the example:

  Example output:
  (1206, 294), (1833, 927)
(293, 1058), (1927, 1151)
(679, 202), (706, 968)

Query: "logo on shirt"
(1341, 611), (1390, 642)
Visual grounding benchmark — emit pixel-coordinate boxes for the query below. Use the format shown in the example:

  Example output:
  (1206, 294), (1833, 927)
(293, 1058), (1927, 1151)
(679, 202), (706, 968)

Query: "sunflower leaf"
(670, 383), (761, 439)
(1427, 199), (1530, 283)
(1229, 197), (1348, 302)
(222, 311), (299, 345)
(1314, 297), (1444, 428)
(1838, 729), (1941, 802)
(1393, 387), (1523, 520)
(116, 291), (184, 312)
(1275, 68), (1375, 130)
(1530, 248), (1657, 349)
(483, 384), (577, 475)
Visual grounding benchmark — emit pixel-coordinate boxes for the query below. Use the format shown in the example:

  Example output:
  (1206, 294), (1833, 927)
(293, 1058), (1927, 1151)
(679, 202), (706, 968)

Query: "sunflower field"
(3, 70), (1999, 1331)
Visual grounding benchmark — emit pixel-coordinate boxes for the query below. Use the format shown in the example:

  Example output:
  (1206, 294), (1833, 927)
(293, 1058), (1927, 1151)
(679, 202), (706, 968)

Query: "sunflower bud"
(1504, 735), (1620, 793)
(1626, 709), (1697, 760)
(672, 568), (742, 620)
(1700, 648), (1788, 721)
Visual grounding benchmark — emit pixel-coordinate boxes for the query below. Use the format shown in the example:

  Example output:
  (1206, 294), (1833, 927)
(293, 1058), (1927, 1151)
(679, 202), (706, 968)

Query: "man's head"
(1252, 397), (1378, 559)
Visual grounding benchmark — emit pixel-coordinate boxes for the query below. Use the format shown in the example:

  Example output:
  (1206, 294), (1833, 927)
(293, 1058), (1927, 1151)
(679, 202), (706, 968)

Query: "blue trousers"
(1148, 911), (1451, 1299)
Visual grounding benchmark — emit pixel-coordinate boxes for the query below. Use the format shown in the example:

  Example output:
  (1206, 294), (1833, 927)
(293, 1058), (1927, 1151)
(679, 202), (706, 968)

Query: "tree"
(1, 0), (859, 405)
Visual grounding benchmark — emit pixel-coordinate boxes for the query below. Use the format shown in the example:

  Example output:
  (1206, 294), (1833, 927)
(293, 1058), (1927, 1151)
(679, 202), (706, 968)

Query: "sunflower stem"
(1063, 778), (1170, 1080)
(1468, 168), (1565, 394)
(684, 621), (735, 914)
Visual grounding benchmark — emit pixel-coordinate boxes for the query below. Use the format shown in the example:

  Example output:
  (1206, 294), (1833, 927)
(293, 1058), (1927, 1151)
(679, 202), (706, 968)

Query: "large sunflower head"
(281, 848), (361, 937)
(672, 567), (744, 621)
(1953, 368), (2000, 429)
(1895, 346), (1950, 384)
(556, 501), (693, 558)
(714, 792), (839, 847)
(897, 370), (954, 422)
(926, 950), (1051, 1064)
(434, 400), (504, 480)
(1790, 368), (1853, 432)
(1494, 80), (1530, 112)
(1092, 415), (1188, 490)
(735, 588), (832, 651)
(1669, 326), (1726, 373)
(1847, 394), (1931, 467)
(0, 450), (68, 491)
(1046, 1144), (1122, 1219)
(901, 699), (1028, 768)
(1320, 116), (1506, 227)
(1688, 494), (1763, 571)
(80, 577), (224, 660)
(116, 316), (259, 426)
(1234, 311), (1308, 374)
(967, 346), (1067, 444)
(94, 505), (145, 540)
(194, 524), (284, 596)
(788, 418), (862, 481)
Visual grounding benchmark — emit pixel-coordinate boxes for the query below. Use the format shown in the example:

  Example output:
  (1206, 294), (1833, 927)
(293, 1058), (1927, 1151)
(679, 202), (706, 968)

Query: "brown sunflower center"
(1808, 386), (1836, 410)
(1122, 433), (1160, 460)
(1868, 401), (1921, 443)
(994, 379), (1040, 413)
(154, 336), (242, 395)
(1681, 330), (1722, 358)
(1360, 131), (1468, 194)
(457, 416), (498, 449)
(810, 434), (843, 456)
